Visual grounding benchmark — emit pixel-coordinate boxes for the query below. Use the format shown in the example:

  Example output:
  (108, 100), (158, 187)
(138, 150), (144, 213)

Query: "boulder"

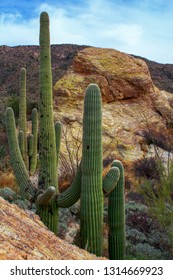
(0, 197), (105, 260)
(53, 47), (173, 176)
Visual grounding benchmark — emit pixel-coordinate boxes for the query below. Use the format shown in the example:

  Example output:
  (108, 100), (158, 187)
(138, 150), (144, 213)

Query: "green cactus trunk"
(19, 68), (28, 168)
(29, 108), (38, 174)
(38, 11), (58, 234)
(108, 160), (125, 260)
(80, 84), (103, 256)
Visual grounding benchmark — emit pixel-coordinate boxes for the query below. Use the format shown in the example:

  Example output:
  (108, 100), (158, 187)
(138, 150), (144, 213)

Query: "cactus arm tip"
(37, 186), (56, 206)
(103, 166), (120, 194)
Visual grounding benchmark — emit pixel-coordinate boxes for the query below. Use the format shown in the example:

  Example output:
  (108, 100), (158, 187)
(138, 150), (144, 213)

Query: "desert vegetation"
(0, 11), (173, 260)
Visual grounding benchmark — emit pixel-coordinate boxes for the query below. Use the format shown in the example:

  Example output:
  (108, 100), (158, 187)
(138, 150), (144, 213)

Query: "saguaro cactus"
(37, 11), (58, 234)
(5, 107), (36, 200)
(108, 160), (125, 260)
(80, 84), (104, 256)
(19, 68), (28, 168)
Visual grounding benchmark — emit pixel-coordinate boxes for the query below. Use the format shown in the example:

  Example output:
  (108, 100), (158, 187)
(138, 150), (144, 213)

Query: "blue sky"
(0, 0), (173, 63)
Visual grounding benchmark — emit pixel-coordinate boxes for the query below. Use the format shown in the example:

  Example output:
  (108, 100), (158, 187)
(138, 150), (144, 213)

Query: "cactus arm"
(18, 130), (25, 160)
(103, 166), (120, 194)
(108, 160), (125, 260)
(5, 107), (36, 201)
(37, 186), (56, 206)
(28, 134), (34, 157)
(80, 84), (103, 256)
(56, 162), (81, 208)
(29, 108), (38, 174)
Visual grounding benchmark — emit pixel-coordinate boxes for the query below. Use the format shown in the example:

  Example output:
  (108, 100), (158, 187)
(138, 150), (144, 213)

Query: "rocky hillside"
(0, 44), (88, 99)
(1, 44), (173, 99)
(1, 44), (173, 185)
(0, 197), (105, 260)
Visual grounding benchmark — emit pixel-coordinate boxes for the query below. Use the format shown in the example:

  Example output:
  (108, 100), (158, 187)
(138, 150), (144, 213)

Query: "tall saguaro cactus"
(19, 67), (28, 168)
(80, 84), (104, 256)
(38, 11), (58, 234)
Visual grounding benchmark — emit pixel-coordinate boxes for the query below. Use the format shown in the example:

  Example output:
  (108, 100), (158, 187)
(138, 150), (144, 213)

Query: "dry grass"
(0, 172), (19, 192)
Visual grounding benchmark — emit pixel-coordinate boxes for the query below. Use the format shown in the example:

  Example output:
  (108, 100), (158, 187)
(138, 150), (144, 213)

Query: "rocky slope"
(1, 44), (173, 185)
(0, 197), (105, 260)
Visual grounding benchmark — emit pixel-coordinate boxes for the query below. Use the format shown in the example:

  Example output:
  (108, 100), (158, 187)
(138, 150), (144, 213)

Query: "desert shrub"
(0, 187), (17, 202)
(134, 157), (160, 180)
(5, 96), (38, 120)
(139, 165), (173, 228)
(140, 129), (172, 152)
(6, 96), (19, 117)
(0, 144), (10, 172)
(135, 154), (173, 257)
(58, 125), (82, 191)
(125, 201), (173, 259)
(26, 99), (38, 117)
(0, 172), (18, 192)
(58, 124), (116, 191)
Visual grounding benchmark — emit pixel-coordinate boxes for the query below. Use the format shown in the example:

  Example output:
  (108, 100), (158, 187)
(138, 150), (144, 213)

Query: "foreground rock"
(0, 197), (105, 260)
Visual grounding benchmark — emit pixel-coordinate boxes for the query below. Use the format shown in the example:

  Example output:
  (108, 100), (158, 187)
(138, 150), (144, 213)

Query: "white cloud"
(0, 0), (173, 63)
(101, 24), (143, 47)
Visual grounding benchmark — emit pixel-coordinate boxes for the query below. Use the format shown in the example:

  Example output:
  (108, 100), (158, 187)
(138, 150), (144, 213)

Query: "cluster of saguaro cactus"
(5, 11), (125, 259)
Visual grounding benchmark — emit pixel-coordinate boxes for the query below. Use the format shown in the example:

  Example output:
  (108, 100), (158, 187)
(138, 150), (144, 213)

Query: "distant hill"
(0, 44), (88, 100)
(1, 44), (173, 102)
(133, 54), (173, 93)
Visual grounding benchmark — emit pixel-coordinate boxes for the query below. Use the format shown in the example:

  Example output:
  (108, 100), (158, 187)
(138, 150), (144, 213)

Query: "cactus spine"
(80, 84), (103, 256)
(108, 160), (125, 260)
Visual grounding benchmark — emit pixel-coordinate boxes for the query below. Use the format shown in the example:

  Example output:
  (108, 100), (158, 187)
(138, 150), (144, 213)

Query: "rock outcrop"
(0, 197), (105, 260)
(54, 47), (154, 101)
(53, 47), (173, 176)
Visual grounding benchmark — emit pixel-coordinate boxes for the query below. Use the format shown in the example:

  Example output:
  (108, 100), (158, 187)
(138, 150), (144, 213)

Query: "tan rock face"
(53, 47), (173, 184)
(54, 47), (154, 102)
(0, 197), (105, 260)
